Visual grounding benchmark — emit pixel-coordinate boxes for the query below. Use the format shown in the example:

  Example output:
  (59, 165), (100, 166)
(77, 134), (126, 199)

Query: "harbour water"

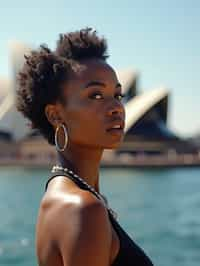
(0, 167), (199, 266)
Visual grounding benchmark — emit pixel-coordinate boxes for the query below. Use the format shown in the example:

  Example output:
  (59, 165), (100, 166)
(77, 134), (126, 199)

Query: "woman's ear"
(45, 104), (62, 127)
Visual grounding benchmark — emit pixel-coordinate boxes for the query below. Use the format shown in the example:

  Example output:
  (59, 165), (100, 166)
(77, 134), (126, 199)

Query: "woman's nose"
(107, 101), (125, 117)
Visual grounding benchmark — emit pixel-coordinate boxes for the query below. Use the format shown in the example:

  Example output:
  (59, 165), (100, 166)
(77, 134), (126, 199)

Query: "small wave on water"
(0, 237), (35, 266)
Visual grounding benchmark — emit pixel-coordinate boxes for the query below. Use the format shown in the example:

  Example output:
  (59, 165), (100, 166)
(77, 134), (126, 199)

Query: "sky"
(0, 0), (199, 137)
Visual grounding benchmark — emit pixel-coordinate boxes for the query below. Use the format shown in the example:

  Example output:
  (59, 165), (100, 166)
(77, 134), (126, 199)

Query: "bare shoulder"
(36, 183), (105, 234)
(57, 191), (112, 265)
(49, 189), (110, 243)
(36, 185), (112, 266)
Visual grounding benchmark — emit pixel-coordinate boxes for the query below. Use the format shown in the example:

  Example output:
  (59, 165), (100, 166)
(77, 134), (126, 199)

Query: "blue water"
(0, 167), (200, 266)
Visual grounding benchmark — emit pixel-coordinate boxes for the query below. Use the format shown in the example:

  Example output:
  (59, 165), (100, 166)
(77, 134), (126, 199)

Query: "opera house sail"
(0, 42), (32, 141)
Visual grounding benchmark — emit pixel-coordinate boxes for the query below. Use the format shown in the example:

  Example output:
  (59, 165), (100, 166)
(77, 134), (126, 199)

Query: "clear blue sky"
(0, 0), (199, 137)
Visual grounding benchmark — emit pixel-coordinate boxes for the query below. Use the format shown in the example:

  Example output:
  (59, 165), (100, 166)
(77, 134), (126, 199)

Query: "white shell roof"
(0, 78), (11, 100)
(9, 41), (31, 65)
(0, 42), (31, 138)
(115, 69), (138, 94)
(124, 88), (169, 133)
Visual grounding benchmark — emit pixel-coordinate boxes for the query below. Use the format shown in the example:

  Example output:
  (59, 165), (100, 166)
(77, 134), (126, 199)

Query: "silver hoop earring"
(55, 123), (68, 152)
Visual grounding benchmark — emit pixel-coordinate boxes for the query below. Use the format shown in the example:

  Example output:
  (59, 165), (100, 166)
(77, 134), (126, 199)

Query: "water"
(0, 167), (200, 266)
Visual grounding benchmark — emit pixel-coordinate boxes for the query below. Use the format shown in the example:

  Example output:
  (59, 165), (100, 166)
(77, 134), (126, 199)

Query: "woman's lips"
(106, 128), (124, 136)
(106, 119), (125, 131)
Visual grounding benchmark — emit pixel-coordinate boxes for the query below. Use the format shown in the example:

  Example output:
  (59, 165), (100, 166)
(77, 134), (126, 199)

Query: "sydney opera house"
(0, 42), (199, 167)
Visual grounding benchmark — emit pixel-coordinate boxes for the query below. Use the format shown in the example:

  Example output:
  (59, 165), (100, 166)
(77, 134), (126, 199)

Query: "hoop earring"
(55, 123), (68, 152)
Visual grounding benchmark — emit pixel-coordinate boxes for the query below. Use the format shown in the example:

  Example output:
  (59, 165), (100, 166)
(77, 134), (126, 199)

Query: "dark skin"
(35, 58), (125, 266)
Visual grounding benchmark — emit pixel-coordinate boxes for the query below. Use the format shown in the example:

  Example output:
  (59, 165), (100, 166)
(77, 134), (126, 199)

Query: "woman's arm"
(55, 193), (112, 266)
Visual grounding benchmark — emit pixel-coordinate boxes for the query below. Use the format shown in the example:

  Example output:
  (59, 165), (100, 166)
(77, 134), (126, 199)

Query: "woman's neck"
(57, 143), (103, 193)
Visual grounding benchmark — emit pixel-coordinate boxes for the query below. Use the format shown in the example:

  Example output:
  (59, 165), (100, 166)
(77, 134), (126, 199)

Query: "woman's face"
(57, 58), (125, 150)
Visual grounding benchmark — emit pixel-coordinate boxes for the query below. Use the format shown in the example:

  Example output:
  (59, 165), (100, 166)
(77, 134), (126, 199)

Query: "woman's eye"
(89, 92), (125, 100)
(89, 93), (103, 99)
(115, 93), (125, 101)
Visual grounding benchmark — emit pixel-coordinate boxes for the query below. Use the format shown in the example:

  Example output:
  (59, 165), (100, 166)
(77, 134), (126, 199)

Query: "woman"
(16, 28), (154, 266)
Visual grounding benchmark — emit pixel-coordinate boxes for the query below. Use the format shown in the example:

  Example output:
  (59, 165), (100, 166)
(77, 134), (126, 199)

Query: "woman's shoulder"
(36, 182), (111, 266)
(41, 188), (104, 217)
(37, 176), (108, 239)
(42, 174), (104, 213)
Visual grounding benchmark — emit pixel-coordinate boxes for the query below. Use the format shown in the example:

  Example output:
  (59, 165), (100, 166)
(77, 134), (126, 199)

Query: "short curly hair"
(16, 28), (109, 145)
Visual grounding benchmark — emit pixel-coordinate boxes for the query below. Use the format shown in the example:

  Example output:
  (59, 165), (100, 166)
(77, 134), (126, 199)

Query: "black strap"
(45, 169), (99, 201)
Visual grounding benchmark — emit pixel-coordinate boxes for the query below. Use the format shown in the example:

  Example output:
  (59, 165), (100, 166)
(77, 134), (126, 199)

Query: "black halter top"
(45, 170), (154, 266)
